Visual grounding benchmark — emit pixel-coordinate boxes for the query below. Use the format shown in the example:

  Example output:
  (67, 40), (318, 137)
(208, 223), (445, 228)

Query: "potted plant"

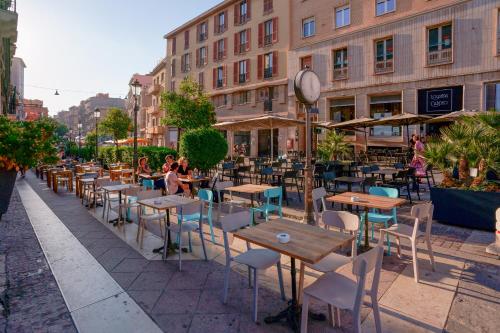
(0, 116), (58, 219)
(179, 127), (227, 174)
(317, 130), (351, 161)
(424, 112), (499, 231)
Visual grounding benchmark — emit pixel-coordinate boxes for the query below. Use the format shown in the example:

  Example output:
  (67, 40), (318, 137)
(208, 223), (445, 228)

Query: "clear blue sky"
(16, 0), (221, 115)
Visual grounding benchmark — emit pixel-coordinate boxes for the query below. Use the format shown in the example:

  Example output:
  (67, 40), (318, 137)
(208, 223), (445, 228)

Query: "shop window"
(234, 131), (251, 156)
(427, 23), (453, 65)
(330, 98), (355, 135)
(374, 37), (393, 74)
(300, 55), (312, 70)
(369, 95), (402, 137)
(333, 48), (348, 80)
(485, 82), (500, 111)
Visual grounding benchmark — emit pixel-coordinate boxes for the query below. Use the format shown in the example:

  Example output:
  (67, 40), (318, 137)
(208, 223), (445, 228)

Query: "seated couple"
(166, 162), (190, 195)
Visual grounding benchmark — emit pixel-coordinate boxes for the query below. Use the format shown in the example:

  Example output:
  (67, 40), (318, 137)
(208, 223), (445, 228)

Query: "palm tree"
(317, 130), (351, 161)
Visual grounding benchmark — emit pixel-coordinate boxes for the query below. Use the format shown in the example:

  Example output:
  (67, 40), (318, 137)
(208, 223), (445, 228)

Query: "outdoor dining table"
(51, 170), (73, 193)
(224, 184), (273, 207)
(371, 168), (399, 181)
(137, 195), (201, 258)
(139, 173), (165, 180)
(326, 192), (406, 250)
(234, 218), (354, 331)
(80, 178), (96, 206)
(101, 184), (132, 225)
(334, 176), (364, 192)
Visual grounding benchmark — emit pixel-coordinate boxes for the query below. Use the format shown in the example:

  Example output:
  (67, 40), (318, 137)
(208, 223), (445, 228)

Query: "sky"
(16, 0), (221, 115)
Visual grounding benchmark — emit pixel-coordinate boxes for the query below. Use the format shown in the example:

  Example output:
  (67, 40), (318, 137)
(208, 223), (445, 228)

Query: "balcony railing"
(216, 52), (224, 61)
(0, 0), (16, 12)
(239, 73), (247, 84)
(333, 67), (348, 80)
(264, 99), (273, 112)
(147, 106), (160, 114)
(264, 67), (273, 79)
(427, 48), (453, 66)
(239, 14), (248, 25)
(264, 35), (272, 46)
(147, 84), (161, 95)
(216, 79), (224, 88)
(374, 59), (393, 74)
(216, 24), (225, 34)
(198, 33), (207, 42)
(181, 65), (191, 73)
(239, 44), (247, 53)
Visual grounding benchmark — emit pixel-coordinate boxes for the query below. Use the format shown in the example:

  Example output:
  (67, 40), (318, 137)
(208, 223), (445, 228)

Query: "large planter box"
(0, 170), (17, 220)
(430, 187), (500, 231)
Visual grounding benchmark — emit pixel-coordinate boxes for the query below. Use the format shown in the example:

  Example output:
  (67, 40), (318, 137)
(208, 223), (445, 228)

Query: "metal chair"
(136, 190), (166, 249)
(178, 189), (215, 243)
(250, 187), (283, 223)
(221, 211), (285, 322)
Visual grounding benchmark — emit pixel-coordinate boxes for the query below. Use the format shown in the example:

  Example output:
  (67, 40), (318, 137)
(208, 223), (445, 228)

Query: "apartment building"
(144, 60), (171, 147)
(165, 0), (292, 157)
(288, 0), (500, 151)
(23, 99), (48, 121)
(0, 0), (17, 116)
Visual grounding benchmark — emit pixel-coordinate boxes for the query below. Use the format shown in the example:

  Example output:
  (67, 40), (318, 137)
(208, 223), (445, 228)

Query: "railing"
(264, 99), (273, 112)
(181, 64), (190, 73)
(264, 67), (273, 79)
(239, 44), (247, 53)
(498, 36), (500, 55)
(333, 67), (348, 80)
(374, 59), (393, 74)
(0, 0), (16, 12)
(216, 24), (225, 34)
(216, 79), (224, 88)
(239, 14), (248, 25)
(198, 33), (207, 42)
(216, 51), (224, 61)
(427, 48), (452, 65)
(263, 3), (273, 15)
(264, 35), (272, 46)
(239, 74), (247, 84)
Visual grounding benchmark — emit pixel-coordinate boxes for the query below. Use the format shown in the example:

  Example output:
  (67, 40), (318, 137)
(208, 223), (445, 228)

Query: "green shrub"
(179, 128), (227, 171)
(98, 146), (176, 170)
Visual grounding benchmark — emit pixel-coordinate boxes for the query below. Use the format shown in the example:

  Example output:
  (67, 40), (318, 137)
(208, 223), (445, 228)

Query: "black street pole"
(95, 118), (98, 163)
(133, 100), (138, 172)
(78, 127), (81, 160)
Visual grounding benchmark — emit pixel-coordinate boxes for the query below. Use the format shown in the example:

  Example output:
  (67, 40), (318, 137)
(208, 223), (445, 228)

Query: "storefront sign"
(418, 86), (463, 114)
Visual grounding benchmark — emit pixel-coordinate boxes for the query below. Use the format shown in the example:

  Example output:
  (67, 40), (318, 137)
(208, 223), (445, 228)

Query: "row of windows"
(301, 0), (396, 38)
(300, 22), (453, 79)
(211, 86), (280, 109)
(171, 0), (275, 55)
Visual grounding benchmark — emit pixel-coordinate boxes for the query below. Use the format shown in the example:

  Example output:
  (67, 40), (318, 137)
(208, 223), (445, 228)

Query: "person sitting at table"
(177, 157), (192, 178)
(162, 155), (175, 173)
(166, 162), (188, 195)
(137, 157), (152, 175)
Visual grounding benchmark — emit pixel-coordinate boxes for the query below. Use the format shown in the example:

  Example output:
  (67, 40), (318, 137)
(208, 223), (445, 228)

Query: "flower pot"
(430, 187), (499, 231)
(0, 169), (17, 220)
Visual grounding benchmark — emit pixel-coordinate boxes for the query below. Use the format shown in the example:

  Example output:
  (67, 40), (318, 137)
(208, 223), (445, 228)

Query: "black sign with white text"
(418, 86), (463, 115)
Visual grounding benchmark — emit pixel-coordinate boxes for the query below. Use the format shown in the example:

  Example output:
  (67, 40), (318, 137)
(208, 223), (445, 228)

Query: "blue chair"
(358, 187), (398, 252)
(322, 171), (337, 193)
(259, 167), (274, 185)
(250, 187), (283, 224)
(178, 189), (215, 243)
(142, 179), (154, 190)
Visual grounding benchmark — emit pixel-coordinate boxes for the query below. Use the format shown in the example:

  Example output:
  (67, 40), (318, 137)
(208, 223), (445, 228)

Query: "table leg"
(363, 206), (370, 250)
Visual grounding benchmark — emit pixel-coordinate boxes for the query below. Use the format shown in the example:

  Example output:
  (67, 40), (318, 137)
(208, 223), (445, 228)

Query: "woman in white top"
(166, 162), (185, 195)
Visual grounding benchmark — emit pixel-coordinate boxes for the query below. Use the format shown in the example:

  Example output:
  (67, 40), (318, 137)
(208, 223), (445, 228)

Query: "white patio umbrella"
(214, 115), (305, 159)
(425, 109), (485, 124)
(370, 113), (432, 145)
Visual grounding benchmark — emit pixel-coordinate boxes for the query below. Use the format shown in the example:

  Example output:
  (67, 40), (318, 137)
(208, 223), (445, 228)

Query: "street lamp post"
(130, 79), (142, 172)
(77, 123), (82, 161)
(294, 68), (321, 226)
(94, 108), (100, 163)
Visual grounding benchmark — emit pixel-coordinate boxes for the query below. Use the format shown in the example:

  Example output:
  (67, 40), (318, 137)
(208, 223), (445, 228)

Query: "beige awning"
(426, 110), (486, 124)
(370, 113), (431, 127)
(329, 117), (376, 129)
(213, 115), (305, 131)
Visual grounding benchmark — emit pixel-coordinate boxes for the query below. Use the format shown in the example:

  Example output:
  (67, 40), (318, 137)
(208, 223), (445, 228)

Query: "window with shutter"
(272, 18), (278, 43)
(212, 68), (217, 89)
(171, 59), (176, 77)
(264, 52), (273, 79)
(238, 60), (247, 83)
(272, 51), (278, 76)
(198, 72), (204, 90)
(258, 23), (264, 47)
(426, 23), (453, 66)
(246, 59), (250, 81)
(246, 28), (251, 51)
(184, 30), (190, 49)
(263, 0), (273, 15)
(223, 65), (228, 87)
(263, 20), (273, 46)
(257, 54), (263, 80)
(171, 37), (176, 55)
(234, 32), (240, 55)
(234, 62), (239, 84)
(213, 41), (218, 61)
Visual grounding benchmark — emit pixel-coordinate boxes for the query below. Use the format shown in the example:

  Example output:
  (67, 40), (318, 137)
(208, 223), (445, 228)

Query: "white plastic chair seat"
(234, 249), (280, 269)
(140, 212), (167, 221)
(168, 221), (198, 233)
(305, 252), (351, 273)
(384, 223), (423, 239)
(303, 271), (357, 310)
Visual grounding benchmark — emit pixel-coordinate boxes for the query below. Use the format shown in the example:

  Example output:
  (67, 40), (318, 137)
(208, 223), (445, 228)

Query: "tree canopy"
(179, 128), (227, 171)
(99, 108), (132, 146)
(160, 77), (216, 130)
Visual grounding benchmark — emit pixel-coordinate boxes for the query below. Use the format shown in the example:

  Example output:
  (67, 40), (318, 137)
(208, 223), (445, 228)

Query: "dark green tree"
(99, 108), (132, 147)
(179, 128), (227, 172)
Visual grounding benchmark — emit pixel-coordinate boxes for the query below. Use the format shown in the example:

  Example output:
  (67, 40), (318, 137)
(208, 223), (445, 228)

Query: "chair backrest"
(362, 177), (378, 193)
(393, 162), (404, 170)
(220, 211), (252, 263)
(198, 189), (213, 212)
(136, 189), (163, 200)
(411, 203), (434, 237)
(322, 171), (336, 182)
(261, 167), (273, 175)
(361, 166), (371, 175)
(322, 210), (359, 257)
(352, 245), (384, 301)
(264, 187), (282, 199)
(101, 180), (121, 188)
(312, 187), (327, 223)
(370, 165), (380, 171)
(124, 186), (141, 197)
(222, 162), (234, 170)
(82, 172), (99, 179)
(369, 186), (398, 198)
(283, 170), (298, 178)
(292, 163), (304, 171)
(215, 180), (234, 191)
(143, 179), (154, 190)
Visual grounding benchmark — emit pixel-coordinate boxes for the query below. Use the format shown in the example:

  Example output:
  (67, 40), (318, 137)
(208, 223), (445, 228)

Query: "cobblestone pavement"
(0, 188), (77, 333)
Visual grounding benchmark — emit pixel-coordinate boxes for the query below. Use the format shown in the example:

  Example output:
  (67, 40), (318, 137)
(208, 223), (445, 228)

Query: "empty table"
(224, 184), (274, 207)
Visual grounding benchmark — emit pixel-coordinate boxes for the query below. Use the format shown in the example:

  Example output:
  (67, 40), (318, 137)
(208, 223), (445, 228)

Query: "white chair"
(312, 187), (329, 225)
(379, 203), (435, 283)
(298, 210), (359, 304)
(168, 198), (208, 271)
(220, 211), (285, 322)
(102, 181), (122, 222)
(136, 190), (166, 249)
(214, 181), (246, 219)
(301, 246), (384, 333)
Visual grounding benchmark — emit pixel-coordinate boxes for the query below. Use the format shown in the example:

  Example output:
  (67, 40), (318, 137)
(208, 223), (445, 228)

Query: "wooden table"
(224, 184), (274, 207)
(139, 173), (165, 180)
(110, 169), (134, 181)
(52, 170), (73, 193)
(334, 176), (364, 192)
(138, 195), (202, 258)
(234, 218), (354, 331)
(326, 192), (406, 249)
(101, 184), (132, 224)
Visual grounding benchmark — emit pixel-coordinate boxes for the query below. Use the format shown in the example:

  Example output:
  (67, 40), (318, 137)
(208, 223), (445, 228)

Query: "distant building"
(145, 59), (169, 147)
(23, 99), (48, 121)
(0, 1), (18, 116)
(10, 57), (26, 119)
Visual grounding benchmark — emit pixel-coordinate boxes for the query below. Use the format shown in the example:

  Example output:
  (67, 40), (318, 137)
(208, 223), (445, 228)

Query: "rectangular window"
(333, 48), (348, 80)
(427, 23), (453, 65)
(303, 17), (315, 38)
(198, 72), (204, 90)
(181, 53), (191, 72)
(198, 22), (208, 42)
(374, 37), (393, 74)
(485, 82), (500, 111)
(264, 52), (273, 78)
(171, 59), (176, 77)
(214, 38), (226, 61)
(335, 5), (350, 28)
(369, 95), (402, 137)
(171, 37), (177, 55)
(184, 30), (190, 49)
(376, 0), (395, 16)
(216, 66), (224, 88)
(263, 0), (273, 14)
(213, 94), (228, 108)
(170, 81), (176, 92)
(235, 91), (251, 105)
(300, 55), (312, 70)
(330, 98), (355, 135)
(497, 10), (500, 55)
(197, 46), (207, 67)
(239, 60), (247, 83)
(240, 0), (248, 23)
(216, 12), (226, 34)
(264, 19), (273, 45)
(240, 30), (248, 53)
